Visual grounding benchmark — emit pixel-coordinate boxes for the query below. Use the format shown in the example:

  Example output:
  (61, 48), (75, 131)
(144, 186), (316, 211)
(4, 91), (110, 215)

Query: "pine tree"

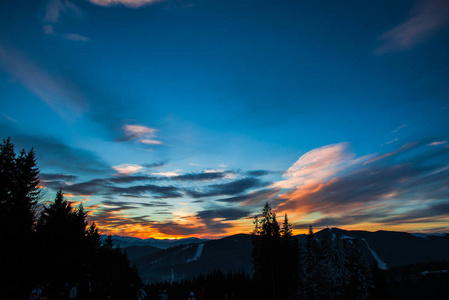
(280, 214), (300, 300)
(252, 203), (282, 300)
(37, 191), (83, 285)
(0, 137), (40, 298)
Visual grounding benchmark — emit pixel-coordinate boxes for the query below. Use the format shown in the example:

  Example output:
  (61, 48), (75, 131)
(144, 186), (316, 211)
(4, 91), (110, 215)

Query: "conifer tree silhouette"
(0, 137), (40, 298)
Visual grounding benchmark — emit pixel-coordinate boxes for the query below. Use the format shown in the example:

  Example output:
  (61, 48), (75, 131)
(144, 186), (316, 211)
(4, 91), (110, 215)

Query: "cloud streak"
(375, 0), (449, 54)
(0, 45), (87, 120)
(87, 0), (162, 8)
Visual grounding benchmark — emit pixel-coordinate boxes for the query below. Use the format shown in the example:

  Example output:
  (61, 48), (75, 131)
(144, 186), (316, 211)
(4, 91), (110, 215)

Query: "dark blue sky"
(1, 0), (448, 238)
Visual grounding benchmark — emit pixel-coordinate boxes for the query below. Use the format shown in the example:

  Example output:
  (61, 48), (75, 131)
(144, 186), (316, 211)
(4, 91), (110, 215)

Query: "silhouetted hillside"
(123, 228), (449, 284)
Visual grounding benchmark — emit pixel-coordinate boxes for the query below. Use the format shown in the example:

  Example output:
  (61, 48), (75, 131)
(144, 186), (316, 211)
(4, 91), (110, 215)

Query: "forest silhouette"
(0, 138), (141, 299)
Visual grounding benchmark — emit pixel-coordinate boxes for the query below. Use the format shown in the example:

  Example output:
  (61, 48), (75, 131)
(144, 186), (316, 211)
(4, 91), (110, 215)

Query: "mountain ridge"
(115, 228), (449, 284)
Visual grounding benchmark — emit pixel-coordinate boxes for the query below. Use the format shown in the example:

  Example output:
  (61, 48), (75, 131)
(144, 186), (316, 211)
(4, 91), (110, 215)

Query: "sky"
(1, 0), (449, 239)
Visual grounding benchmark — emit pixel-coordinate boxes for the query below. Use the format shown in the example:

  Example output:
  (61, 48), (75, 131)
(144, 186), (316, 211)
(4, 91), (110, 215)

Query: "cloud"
(151, 170), (181, 177)
(197, 207), (250, 221)
(186, 177), (267, 198)
(112, 164), (144, 175)
(375, 0), (449, 54)
(246, 170), (279, 177)
(63, 33), (89, 42)
(382, 138), (399, 146)
(172, 171), (235, 182)
(43, 0), (88, 42)
(0, 45), (88, 120)
(59, 179), (183, 198)
(392, 124), (408, 133)
(274, 143), (365, 190)
(274, 141), (449, 231)
(195, 207), (250, 234)
(1, 133), (110, 175)
(108, 175), (158, 184)
(115, 124), (162, 145)
(40, 173), (78, 182)
(45, 0), (83, 23)
(87, 0), (162, 8)
(215, 188), (280, 206)
(428, 141), (448, 146)
(363, 142), (418, 165)
(142, 162), (166, 169)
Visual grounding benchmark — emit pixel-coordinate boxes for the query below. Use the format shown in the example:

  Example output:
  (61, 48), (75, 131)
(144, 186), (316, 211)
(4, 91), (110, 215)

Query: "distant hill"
(100, 234), (208, 249)
(132, 233), (253, 284)
(115, 228), (449, 284)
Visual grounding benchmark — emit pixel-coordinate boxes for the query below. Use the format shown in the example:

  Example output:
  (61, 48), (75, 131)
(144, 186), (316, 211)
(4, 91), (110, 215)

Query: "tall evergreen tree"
(252, 203), (282, 299)
(280, 214), (300, 300)
(0, 137), (40, 298)
(252, 203), (300, 300)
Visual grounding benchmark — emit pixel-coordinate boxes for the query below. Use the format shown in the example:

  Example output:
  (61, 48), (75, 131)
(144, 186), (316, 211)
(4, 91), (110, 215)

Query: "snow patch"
(362, 238), (387, 270)
(421, 270), (447, 275)
(341, 235), (356, 239)
(187, 243), (204, 263)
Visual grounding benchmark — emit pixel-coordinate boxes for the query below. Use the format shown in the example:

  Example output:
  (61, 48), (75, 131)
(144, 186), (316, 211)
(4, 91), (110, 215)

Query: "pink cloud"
(87, 0), (162, 8)
(274, 143), (360, 190)
(428, 141), (448, 146)
(375, 0), (449, 55)
(363, 142), (418, 165)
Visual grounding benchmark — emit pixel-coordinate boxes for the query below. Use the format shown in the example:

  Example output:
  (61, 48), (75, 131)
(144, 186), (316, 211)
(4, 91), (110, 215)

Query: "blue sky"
(1, 0), (448, 238)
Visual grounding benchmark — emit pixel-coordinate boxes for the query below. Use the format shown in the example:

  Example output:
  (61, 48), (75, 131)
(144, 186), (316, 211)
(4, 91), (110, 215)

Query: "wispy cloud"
(87, 0), (162, 8)
(392, 124), (408, 133)
(0, 44), (87, 120)
(273, 141), (449, 232)
(428, 141), (448, 146)
(43, 0), (88, 41)
(44, 24), (89, 42)
(115, 124), (162, 145)
(45, 0), (83, 23)
(274, 143), (367, 190)
(375, 0), (449, 55)
(381, 138), (399, 147)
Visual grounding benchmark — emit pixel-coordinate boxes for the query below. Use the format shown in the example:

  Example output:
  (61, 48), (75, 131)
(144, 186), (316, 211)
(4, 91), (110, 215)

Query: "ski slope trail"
(187, 243), (204, 263)
(362, 238), (388, 269)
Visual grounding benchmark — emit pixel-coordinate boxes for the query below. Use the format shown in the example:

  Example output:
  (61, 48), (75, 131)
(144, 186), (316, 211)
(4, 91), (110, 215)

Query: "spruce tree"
(0, 137), (40, 298)
(252, 203), (282, 300)
(280, 214), (300, 300)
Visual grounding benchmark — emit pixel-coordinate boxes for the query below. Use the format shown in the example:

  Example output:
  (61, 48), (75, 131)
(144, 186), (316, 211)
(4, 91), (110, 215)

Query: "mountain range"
(103, 228), (449, 284)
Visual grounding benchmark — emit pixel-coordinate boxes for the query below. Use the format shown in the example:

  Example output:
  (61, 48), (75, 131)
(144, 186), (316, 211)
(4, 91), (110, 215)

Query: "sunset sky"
(1, 0), (449, 239)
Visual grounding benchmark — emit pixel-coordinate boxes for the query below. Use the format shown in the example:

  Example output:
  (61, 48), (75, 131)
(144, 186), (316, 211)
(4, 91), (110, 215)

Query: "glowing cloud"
(113, 163), (144, 174)
(274, 143), (356, 190)
(151, 170), (180, 177)
(117, 124), (162, 145)
(428, 141), (448, 146)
